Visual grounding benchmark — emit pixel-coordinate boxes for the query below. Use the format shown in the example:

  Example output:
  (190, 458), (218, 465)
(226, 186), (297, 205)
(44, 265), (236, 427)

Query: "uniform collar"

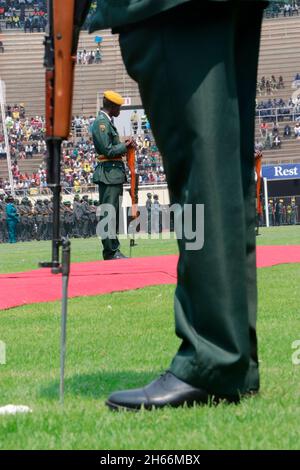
(101, 110), (112, 122)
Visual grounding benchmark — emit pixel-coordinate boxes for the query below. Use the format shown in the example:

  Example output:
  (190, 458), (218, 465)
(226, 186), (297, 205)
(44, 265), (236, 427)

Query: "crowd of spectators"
(4, 1), (300, 27)
(256, 119), (300, 151)
(265, 1), (300, 18)
(255, 98), (293, 121)
(0, 0), (47, 32)
(256, 87), (300, 121)
(0, 106), (166, 195)
(0, 0), (97, 31)
(0, 104), (46, 161)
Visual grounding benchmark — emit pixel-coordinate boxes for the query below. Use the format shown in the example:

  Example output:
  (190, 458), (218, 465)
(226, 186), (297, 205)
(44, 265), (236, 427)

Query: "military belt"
(98, 156), (123, 162)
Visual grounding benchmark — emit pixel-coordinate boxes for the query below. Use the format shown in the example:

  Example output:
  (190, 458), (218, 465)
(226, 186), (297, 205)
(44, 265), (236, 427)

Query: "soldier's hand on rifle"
(125, 137), (136, 149)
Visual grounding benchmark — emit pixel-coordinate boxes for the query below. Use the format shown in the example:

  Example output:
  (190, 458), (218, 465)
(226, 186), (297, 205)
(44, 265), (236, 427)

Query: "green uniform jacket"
(90, 0), (269, 31)
(92, 111), (127, 185)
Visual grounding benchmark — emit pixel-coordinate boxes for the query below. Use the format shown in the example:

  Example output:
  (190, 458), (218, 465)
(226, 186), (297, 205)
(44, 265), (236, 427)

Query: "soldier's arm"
(92, 119), (127, 158)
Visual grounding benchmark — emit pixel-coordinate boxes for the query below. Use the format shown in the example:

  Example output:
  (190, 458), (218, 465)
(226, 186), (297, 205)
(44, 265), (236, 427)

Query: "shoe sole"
(105, 391), (257, 411)
(105, 400), (142, 412)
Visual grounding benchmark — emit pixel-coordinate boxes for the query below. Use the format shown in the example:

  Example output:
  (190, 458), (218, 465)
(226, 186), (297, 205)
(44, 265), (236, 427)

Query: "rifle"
(40, 0), (92, 404)
(126, 146), (139, 257)
(255, 149), (263, 236)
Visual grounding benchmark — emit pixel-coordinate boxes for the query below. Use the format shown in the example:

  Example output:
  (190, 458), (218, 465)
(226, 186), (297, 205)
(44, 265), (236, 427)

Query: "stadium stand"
(1, 8), (300, 183)
(0, 29), (140, 117)
(255, 15), (300, 164)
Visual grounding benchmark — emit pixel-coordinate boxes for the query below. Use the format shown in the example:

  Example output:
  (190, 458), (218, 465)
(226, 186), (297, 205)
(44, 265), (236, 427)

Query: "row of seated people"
(0, 2), (46, 26)
(1, 14), (47, 31)
(260, 121), (300, 137)
(256, 97), (300, 121)
(0, 0), (97, 30)
(1, 106), (162, 161)
(1, 164), (166, 194)
(256, 120), (300, 150)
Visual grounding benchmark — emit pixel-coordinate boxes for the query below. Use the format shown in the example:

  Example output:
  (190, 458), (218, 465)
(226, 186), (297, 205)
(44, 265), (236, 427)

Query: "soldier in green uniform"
(81, 195), (90, 238)
(88, 199), (97, 237)
(90, 0), (269, 410)
(92, 90), (135, 260)
(64, 201), (74, 238)
(73, 194), (83, 238)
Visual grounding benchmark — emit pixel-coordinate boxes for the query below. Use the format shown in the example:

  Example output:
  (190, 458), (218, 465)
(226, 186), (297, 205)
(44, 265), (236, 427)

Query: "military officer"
(64, 201), (74, 237)
(92, 90), (135, 260)
(90, 0), (269, 410)
(45, 198), (53, 240)
(88, 199), (97, 236)
(34, 200), (44, 240)
(81, 195), (90, 238)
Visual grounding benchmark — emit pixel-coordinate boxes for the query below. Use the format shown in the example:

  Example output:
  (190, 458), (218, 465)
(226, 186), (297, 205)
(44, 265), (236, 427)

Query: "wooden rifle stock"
(46, 0), (76, 140)
(127, 147), (138, 219)
(52, 0), (76, 138)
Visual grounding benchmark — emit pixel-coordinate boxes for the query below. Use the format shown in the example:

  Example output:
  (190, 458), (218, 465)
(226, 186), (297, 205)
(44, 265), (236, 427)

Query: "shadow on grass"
(40, 370), (159, 400)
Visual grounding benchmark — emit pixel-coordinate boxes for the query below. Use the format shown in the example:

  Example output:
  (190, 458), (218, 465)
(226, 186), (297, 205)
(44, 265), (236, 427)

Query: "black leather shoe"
(104, 251), (128, 260)
(106, 372), (240, 411)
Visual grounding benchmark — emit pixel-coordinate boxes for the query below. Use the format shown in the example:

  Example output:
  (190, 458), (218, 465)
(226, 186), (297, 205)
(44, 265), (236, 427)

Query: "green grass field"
(0, 227), (300, 449)
(0, 226), (299, 274)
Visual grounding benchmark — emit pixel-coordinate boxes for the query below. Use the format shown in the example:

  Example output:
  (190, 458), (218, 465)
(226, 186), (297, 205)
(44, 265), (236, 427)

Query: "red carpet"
(0, 245), (300, 311)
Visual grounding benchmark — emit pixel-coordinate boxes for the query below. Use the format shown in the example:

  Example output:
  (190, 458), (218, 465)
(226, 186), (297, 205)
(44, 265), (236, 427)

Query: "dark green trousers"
(119, 1), (266, 395)
(98, 182), (123, 259)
